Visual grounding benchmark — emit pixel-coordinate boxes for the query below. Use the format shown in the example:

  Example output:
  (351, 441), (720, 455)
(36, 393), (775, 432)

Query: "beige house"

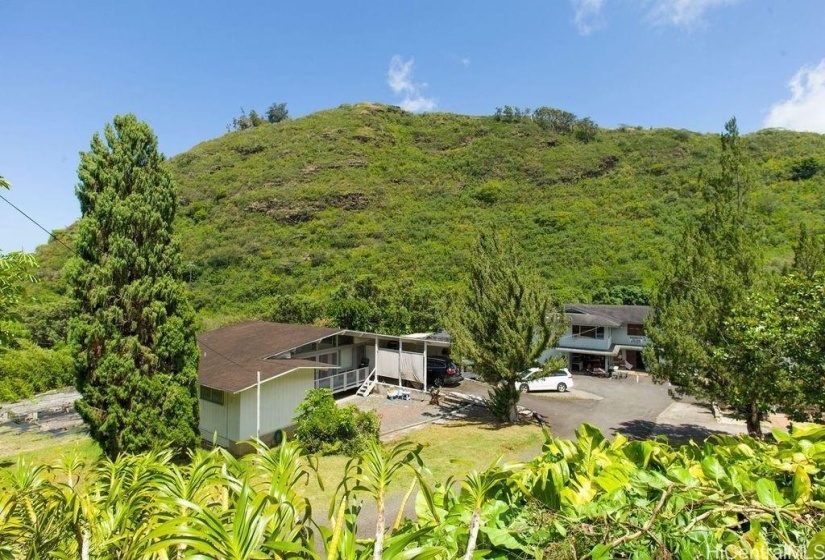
(197, 321), (451, 453)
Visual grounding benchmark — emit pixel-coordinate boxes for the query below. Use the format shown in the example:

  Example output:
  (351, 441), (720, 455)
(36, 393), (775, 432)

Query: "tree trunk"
(746, 401), (762, 439)
(75, 525), (89, 560)
(373, 490), (385, 560)
(507, 380), (519, 423)
(464, 507), (481, 560)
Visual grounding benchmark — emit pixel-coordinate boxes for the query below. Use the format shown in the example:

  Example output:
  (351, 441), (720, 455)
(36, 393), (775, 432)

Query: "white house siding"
(237, 369), (314, 441)
(557, 334), (613, 351)
(611, 325), (649, 347)
(226, 392), (241, 442)
(199, 399), (230, 447)
(198, 390), (241, 447)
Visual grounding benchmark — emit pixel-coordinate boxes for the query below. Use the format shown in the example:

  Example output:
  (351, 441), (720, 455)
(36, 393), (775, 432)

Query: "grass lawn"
(0, 411), (545, 513)
(0, 425), (102, 470)
(300, 414), (546, 507)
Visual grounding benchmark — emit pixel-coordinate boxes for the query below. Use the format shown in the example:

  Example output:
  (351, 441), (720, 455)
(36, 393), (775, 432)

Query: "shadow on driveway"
(616, 418), (738, 445)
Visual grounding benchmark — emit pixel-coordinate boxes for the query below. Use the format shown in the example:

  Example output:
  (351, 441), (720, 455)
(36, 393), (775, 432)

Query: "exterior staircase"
(356, 368), (378, 397)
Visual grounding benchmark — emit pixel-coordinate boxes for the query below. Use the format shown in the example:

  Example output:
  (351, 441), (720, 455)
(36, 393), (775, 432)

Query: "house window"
(317, 352), (338, 365)
(200, 386), (225, 406)
(294, 342), (318, 355)
(572, 325), (605, 339)
(318, 336), (336, 350)
(627, 324), (646, 336)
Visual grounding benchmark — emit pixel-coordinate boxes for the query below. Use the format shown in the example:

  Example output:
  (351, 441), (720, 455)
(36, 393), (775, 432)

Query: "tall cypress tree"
(646, 118), (770, 437)
(67, 114), (199, 457)
(447, 231), (564, 423)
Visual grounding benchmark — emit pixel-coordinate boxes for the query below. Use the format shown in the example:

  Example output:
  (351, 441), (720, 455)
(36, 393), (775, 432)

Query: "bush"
(293, 388), (380, 455)
(0, 342), (74, 402)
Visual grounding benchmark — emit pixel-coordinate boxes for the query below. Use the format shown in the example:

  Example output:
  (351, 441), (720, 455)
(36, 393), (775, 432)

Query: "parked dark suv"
(426, 357), (463, 387)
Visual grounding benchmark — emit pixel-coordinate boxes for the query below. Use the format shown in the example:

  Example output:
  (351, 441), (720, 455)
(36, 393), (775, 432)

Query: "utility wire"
(0, 192), (259, 378)
(0, 192), (76, 254)
(198, 338), (259, 375)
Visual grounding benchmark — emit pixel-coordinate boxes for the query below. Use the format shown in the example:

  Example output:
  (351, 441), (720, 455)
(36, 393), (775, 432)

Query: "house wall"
(237, 369), (315, 442)
(199, 398), (230, 447)
(611, 324), (649, 346)
(558, 332), (613, 351)
(226, 392), (241, 441)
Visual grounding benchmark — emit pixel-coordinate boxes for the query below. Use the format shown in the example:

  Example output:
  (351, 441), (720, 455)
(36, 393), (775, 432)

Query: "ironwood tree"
(67, 114), (200, 457)
(447, 231), (564, 423)
(646, 118), (774, 437)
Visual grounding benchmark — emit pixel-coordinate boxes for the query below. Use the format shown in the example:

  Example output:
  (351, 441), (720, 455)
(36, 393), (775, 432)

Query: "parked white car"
(519, 367), (574, 393)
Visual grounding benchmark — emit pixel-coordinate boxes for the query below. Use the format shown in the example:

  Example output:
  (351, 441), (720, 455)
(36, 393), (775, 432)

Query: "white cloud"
(571, 0), (605, 35)
(569, 0), (739, 34)
(764, 59), (825, 133)
(387, 56), (436, 112)
(460, 57), (471, 68)
(646, 0), (740, 27)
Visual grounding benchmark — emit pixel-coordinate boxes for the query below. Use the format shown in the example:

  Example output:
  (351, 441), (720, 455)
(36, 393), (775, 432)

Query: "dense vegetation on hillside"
(30, 104), (825, 332)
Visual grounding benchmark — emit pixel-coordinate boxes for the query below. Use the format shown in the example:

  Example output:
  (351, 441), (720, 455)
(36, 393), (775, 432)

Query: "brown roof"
(197, 321), (344, 393)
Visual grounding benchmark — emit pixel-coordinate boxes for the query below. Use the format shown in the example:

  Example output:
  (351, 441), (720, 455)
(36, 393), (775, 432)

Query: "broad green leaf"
(590, 543), (611, 560)
(754, 478), (788, 508)
(771, 428), (792, 442)
(668, 466), (700, 487)
(808, 528), (825, 560)
(792, 466), (812, 503)
(701, 456), (727, 482)
(790, 423), (825, 442)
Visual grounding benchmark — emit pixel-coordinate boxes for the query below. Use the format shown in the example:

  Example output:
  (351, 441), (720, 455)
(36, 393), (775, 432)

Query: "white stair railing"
(356, 367), (378, 397)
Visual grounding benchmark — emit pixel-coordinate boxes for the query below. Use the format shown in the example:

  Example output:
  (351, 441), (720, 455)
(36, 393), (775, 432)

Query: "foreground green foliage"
(29, 104), (825, 334)
(2, 424), (824, 558)
(293, 388), (380, 456)
(67, 114), (200, 457)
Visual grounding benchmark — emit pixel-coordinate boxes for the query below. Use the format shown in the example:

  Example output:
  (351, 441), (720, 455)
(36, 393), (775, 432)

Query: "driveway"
(450, 373), (676, 440)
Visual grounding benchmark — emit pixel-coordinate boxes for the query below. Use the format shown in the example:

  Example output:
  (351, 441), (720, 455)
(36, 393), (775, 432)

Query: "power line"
(198, 338), (258, 375)
(0, 192), (75, 254)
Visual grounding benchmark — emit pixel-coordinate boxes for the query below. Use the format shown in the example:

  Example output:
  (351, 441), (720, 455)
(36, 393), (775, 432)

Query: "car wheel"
(434, 376), (444, 387)
(557, 382), (567, 393)
(519, 383), (530, 393)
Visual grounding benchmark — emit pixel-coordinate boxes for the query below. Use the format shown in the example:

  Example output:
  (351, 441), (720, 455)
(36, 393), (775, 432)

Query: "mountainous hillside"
(33, 103), (825, 331)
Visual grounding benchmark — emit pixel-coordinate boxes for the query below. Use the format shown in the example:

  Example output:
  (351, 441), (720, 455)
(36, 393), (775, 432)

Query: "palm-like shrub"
(1, 425), (825, 558)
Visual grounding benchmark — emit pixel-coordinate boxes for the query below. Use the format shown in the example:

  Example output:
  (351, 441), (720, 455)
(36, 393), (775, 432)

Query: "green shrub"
(293, 388), (380, 455)
(0, 342), (74, 402)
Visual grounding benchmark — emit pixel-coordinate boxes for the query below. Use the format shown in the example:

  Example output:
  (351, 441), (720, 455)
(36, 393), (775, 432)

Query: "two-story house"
(555, 304), (651, 372)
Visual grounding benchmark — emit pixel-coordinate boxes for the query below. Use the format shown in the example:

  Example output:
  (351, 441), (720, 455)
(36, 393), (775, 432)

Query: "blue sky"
(2, 0), (824, 252)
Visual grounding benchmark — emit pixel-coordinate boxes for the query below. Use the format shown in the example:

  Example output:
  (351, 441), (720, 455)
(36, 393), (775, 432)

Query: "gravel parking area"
(340, 384), (470, 437)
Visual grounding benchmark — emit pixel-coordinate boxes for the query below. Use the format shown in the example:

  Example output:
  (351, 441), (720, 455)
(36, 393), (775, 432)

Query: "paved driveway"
(451, 373), (676, 440)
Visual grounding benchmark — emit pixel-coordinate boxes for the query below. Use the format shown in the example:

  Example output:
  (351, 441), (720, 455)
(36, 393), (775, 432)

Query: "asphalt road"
(453, 372), (676, 440)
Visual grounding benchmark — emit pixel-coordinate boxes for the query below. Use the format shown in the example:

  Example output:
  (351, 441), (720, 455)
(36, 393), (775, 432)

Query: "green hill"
(32, 103), (825, 332)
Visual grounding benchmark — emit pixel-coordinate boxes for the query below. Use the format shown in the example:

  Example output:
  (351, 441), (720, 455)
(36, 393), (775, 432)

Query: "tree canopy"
(646, 118), (775, 436)
(447, 231), (564, 422)
(67, 114), (200, 457)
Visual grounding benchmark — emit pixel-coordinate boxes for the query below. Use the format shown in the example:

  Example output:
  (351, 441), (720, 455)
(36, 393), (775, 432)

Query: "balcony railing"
(558, 335), (612, 351)
(315, 366), (370, 394)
